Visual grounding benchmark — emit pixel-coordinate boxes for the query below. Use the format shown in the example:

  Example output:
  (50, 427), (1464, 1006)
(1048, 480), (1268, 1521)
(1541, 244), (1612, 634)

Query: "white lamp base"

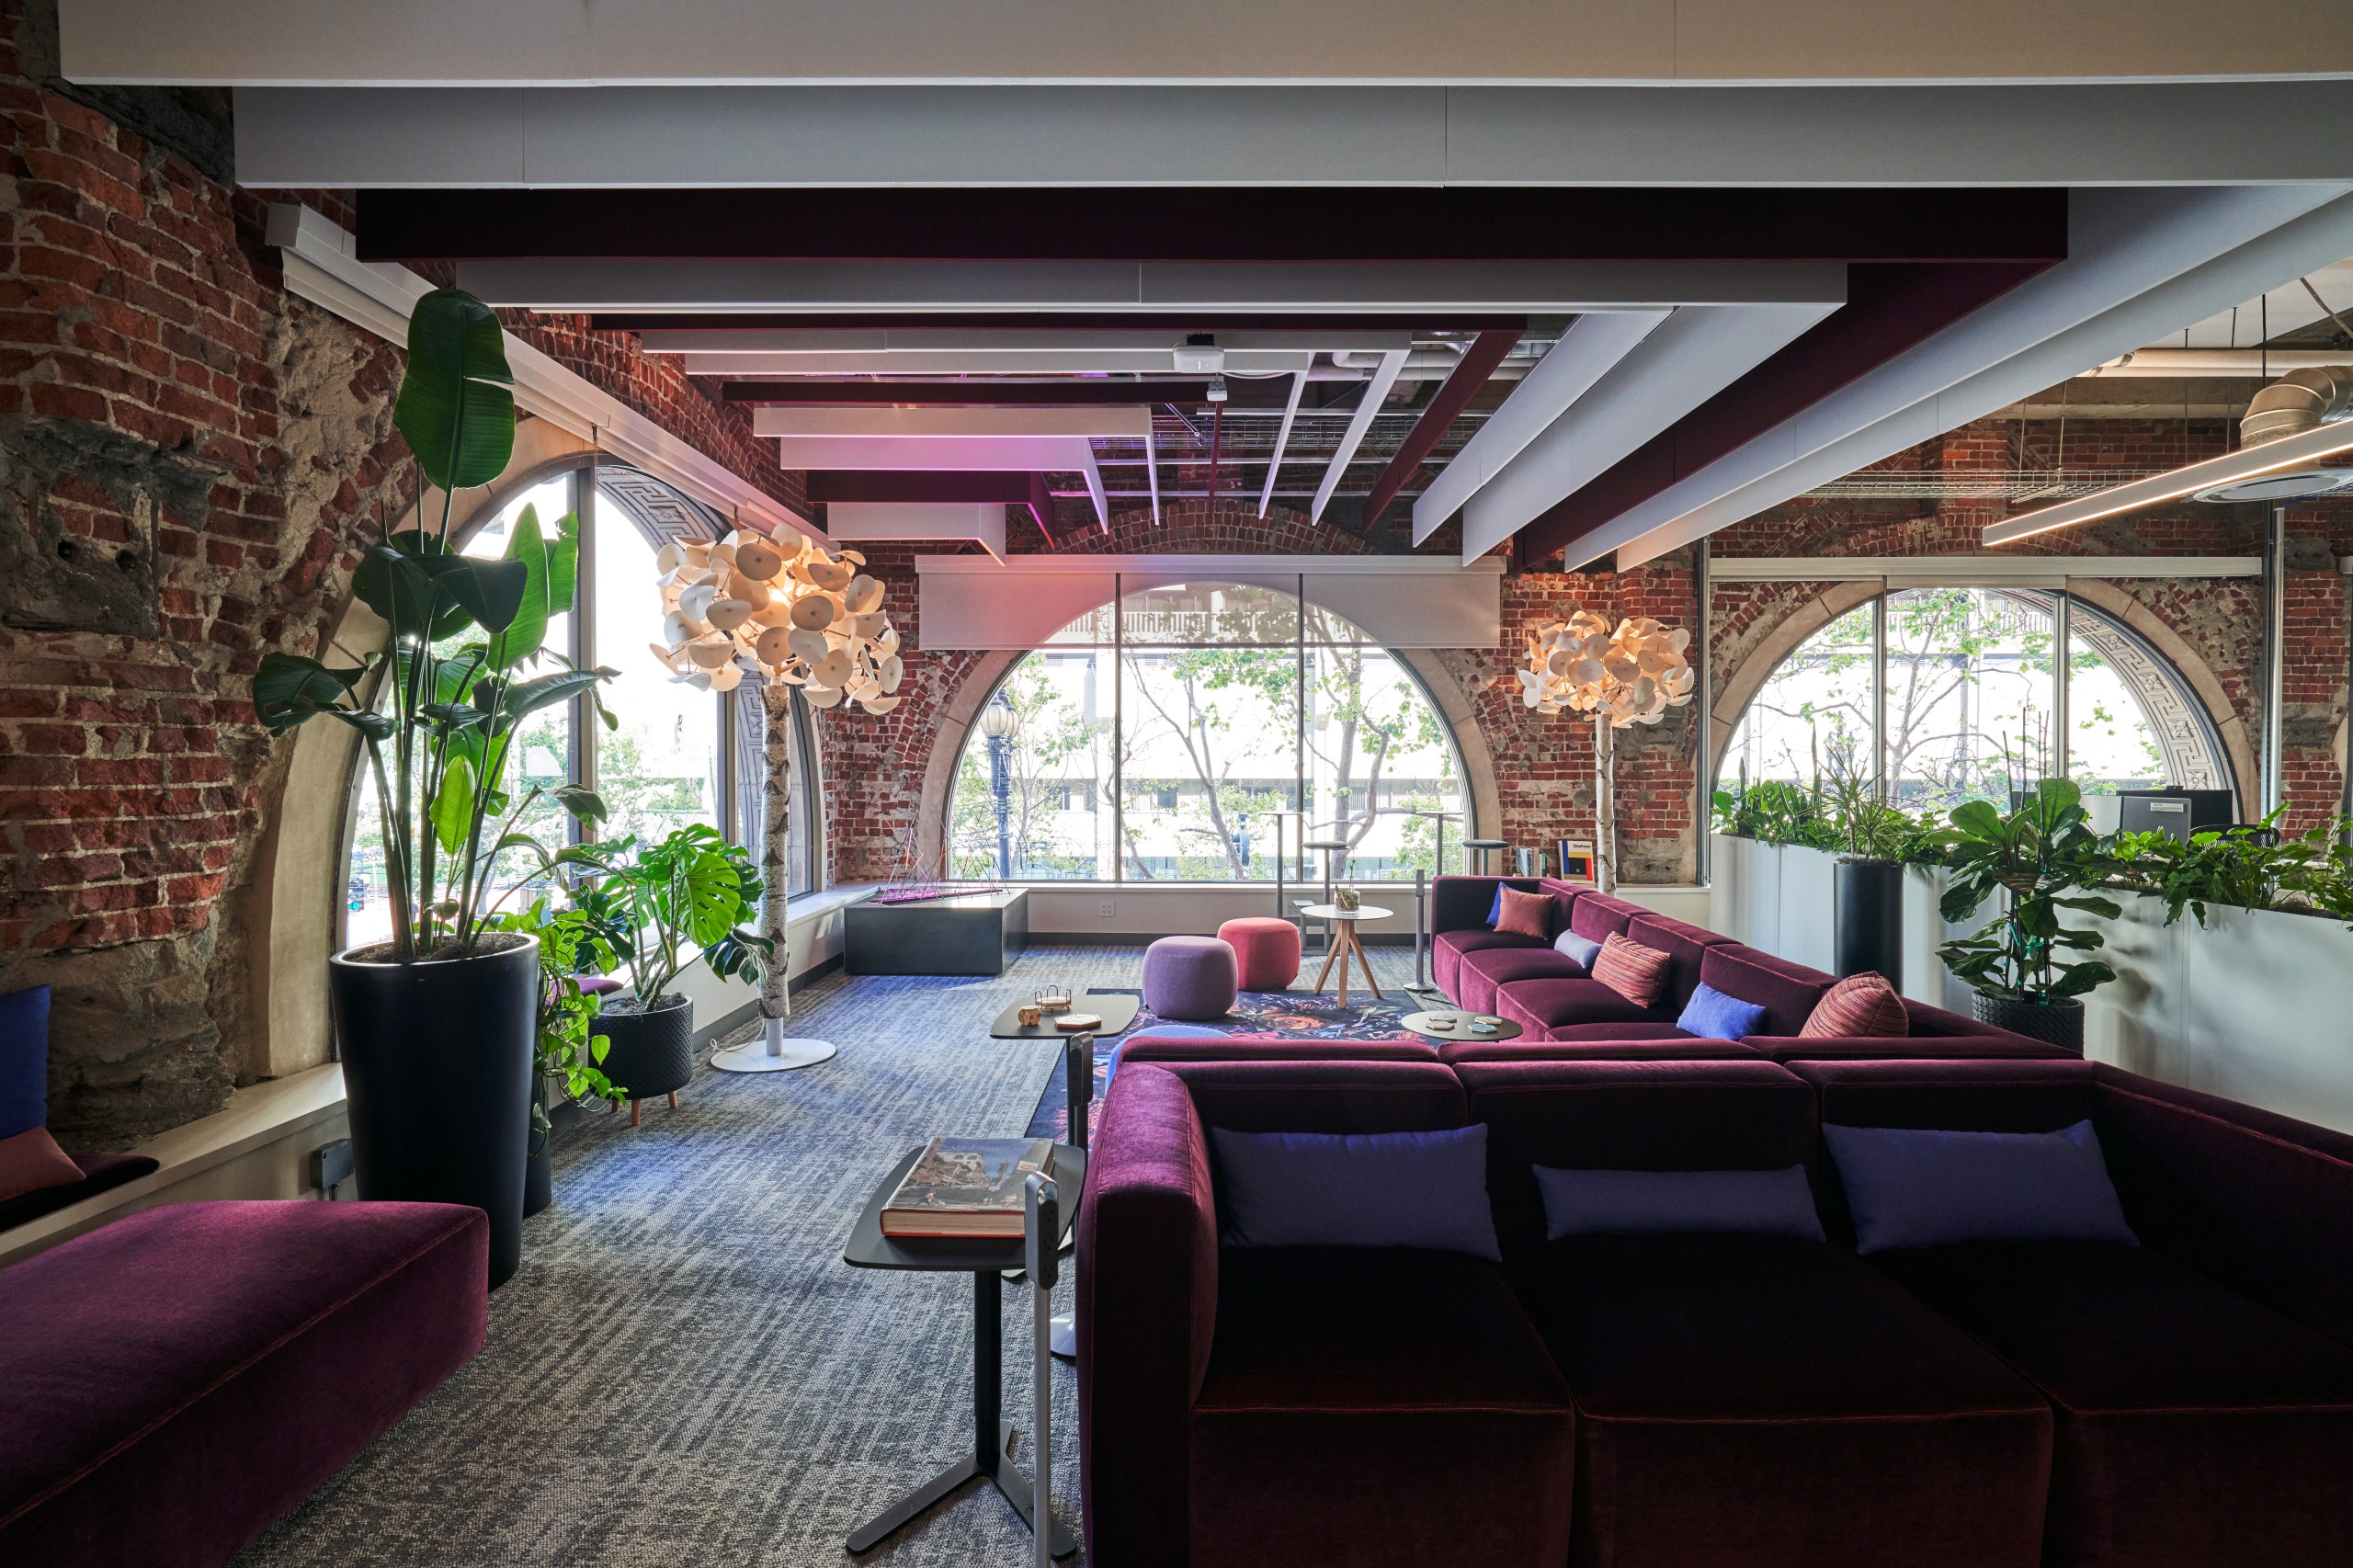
(710, 1022), (837, 1074)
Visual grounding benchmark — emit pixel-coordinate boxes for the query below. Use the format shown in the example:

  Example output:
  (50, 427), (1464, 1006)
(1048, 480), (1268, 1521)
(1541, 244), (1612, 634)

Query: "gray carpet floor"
(236, 942), (1427, 1568)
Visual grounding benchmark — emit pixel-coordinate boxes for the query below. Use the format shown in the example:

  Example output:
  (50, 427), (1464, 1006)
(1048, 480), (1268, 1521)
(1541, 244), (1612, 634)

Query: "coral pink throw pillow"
(1495, 887), (1553, 940)
(0, 1125), (84, 1202)
(1591, 933), (1672, 1008)
(1802, 972), (1911, 1038)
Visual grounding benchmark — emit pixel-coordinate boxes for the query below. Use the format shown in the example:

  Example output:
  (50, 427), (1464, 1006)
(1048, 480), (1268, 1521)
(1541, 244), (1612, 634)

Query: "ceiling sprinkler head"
(1206, 373), (1230, 403)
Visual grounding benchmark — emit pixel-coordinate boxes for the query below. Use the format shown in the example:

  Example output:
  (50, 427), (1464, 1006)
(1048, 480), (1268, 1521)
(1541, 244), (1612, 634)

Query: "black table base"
(845, 1251), (1077, 1557)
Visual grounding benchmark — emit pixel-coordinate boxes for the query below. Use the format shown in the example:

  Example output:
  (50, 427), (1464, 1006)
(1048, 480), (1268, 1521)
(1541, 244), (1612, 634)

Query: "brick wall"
(0, 6), (804, 1148)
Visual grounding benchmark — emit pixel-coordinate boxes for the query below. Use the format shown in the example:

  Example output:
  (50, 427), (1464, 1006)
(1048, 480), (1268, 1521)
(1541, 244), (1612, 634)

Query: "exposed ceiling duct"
(2194, 364), (2353, 503)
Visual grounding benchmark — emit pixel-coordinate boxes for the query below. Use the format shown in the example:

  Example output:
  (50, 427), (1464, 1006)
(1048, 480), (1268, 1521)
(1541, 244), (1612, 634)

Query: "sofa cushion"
(0, 1152), (158, 1234)
(0, 1200), (487, 1568)
(1697, 944), (1835, 1037)
(1876, 1241), (2353, 1568)
(1569, 892), (1645, 946)
(1190, 1246), (1575, 1568)
(1591, 933), (1673, 1007)
(1676, 981), (1768, 1043)
(1747, 1033), (2073, 1064)
(1554, 929), (1602, 967)
(1118, 1033), (1439, 1067)
(1495, 886), (1553, 939)
(1526, 1233), (2052, 1568)
(1824, 1119), (2137, 1253)
(1802, 971), (1910, 1037)
(1534, 1165), (1824, 1241)
(1623, 913), (1735, 1013)
(1210, 1125), (1501, 1259)
(1434, 928), (1551, 999)
(1493, 977), (1661, 1038)
(1438, 1034), (1756, 1064)
(1457, 946), (1587, 1013)
(0, 1127), (85, 1203)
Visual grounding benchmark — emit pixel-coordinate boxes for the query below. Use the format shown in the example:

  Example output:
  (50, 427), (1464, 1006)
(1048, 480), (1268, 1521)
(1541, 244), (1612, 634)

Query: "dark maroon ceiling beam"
(358, 187), (2067, 265)
(607, 312), (1529, 334)
(1354, 328), (1523, 532)
(724, 381), (1212, 405)
(805, 471), (1058, 544)
(1513, 261), (2055, 569)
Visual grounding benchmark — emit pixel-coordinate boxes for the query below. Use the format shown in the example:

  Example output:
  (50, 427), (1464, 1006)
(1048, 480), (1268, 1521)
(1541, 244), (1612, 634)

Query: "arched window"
(339, 462), (821, 948)
(1722, 586), (2232, 812)
(947, 581), (1466, 882)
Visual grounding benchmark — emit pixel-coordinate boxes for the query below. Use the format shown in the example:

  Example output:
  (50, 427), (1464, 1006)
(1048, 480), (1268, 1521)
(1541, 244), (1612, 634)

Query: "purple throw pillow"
(1554, 930), (1602, 968)
(1210, 1124), (1502, 1260)
(1676, 981), (1768, 1041)
(0, 984), (50, 1141)
(1534, 1165), (1825, 1241)
(1823, 1119), (2138, 1255)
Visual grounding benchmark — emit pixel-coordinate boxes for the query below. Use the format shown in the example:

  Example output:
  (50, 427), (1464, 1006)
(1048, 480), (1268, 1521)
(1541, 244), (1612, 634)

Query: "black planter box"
(846, 889), (1029, 976)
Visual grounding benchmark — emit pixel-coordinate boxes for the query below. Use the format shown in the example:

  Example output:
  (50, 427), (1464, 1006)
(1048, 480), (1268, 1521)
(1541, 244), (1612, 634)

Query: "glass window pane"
(1120, 645), (1299, 880)
(1883, 587), (2057, 811)
(2067, 619), (2172, 796)
(1721, 602), (1876, 787)
(951, 652), (1114, 879)
(1305, 641), (1460, 881)
(595, 504), (720, 846)
(1120, 580), (1301, 646)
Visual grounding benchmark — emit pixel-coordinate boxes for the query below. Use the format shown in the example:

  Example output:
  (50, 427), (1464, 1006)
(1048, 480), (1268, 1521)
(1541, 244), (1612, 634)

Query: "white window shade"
(915, 555), (1502, 652)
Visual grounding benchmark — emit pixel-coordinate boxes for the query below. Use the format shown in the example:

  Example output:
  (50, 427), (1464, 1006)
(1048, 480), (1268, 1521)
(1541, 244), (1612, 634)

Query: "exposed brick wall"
(0, 5), (804, 1148)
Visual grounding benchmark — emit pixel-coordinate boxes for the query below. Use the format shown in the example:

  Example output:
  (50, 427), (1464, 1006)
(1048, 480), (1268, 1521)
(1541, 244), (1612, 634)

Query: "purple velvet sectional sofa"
(1077, 1054), (2353, 1568)
(1433, 875), (2061, 1062)
(0, 1199), (490, 1567)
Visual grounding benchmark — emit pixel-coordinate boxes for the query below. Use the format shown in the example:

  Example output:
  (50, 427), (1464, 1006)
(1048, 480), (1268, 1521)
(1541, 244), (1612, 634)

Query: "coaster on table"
(1053, 1014), (1103, 1031)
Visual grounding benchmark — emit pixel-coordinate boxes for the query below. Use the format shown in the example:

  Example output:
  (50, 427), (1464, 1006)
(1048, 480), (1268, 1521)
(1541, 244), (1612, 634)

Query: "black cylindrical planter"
(593, 994), (696, 1102)
(1834, 858), (1904, 981)
(523, 1074), (552, 1219)
(1972, 991), (2086, 1054)
(330, 935), (538, 1290)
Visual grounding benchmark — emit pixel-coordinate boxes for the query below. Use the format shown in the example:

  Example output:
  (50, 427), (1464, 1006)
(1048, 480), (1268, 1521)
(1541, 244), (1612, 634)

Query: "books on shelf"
(880, 1137), (1054, 1237)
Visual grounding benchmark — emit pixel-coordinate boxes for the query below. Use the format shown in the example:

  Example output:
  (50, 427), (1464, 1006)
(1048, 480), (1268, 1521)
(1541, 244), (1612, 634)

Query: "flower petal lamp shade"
(1518, 610), (1697, 892)
(649, 529), (905, 1074)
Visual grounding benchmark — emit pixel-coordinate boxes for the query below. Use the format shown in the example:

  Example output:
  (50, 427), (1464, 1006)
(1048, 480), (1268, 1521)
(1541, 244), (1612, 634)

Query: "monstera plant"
(252, 289), (616, 1288)
(1936, 777), (2122, 1051)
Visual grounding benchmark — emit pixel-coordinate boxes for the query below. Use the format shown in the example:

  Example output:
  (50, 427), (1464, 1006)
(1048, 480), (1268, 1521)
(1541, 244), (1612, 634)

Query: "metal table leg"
(847, 1271), (1078, 1557)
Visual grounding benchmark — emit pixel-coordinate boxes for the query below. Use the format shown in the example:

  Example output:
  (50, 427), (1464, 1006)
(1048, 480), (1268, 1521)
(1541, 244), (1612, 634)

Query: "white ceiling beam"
(750, 405), (1152, 437)
(2086, 347), (2353, 377)
(1710, 555), (2262, 581)
(1411, 310), (1666, 543)
(1458, 301), (1839, 561)
(2153, 258), (2353, 349)
(1144, 426), (1161, 524)
(1601, 185), (2353, 571)
(649, 329), (1412, 355)
(224, 81), (2353, 188)
(455, 257), (1845, 313)
(826, 501), (1006, 561)
(1258, 361), (1310, 518)
(768, 435), (1111, 528)
(681, 350), (1358, 378)
(1310, 348), (1407, 524)
(71, 2), (2353, 88)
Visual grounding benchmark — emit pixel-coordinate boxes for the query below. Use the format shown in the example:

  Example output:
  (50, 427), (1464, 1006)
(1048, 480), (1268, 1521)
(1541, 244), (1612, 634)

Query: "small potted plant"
(486, 896), (629, 1212)
(1937, 775), (2122, 1052)
(571, 824), (772, 1122)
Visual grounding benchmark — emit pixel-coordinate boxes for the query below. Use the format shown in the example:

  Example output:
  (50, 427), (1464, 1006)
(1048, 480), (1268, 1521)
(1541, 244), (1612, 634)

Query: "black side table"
(842, 1143), (1087, 1558)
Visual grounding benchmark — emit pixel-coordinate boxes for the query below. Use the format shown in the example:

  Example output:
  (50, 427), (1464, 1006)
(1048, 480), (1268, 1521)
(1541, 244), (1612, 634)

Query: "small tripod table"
(1297, 903), (1392, 1007)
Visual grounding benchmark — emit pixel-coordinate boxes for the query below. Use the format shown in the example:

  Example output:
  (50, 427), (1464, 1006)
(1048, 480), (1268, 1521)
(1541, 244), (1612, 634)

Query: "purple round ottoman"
(1142, 935), (1239, 1021)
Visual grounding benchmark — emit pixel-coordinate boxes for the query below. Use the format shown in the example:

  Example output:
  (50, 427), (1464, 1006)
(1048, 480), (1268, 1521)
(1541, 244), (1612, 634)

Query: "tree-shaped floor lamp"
(1518, 610), (1696, 894)
(643, 527), (904, 1073)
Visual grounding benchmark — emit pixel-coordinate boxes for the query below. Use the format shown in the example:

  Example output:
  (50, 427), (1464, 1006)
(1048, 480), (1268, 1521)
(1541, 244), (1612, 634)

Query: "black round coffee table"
(1399, 1009), (1525, 1044)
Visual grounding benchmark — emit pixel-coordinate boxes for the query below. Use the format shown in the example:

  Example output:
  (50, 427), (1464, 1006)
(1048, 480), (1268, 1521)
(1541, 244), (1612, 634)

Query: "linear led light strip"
(1983, 418), (2353, 546)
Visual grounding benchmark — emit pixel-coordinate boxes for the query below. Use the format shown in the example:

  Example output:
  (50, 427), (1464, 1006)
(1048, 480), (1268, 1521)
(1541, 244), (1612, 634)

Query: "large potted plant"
(571, 824), (771, 1123)
(487, 896), (628, 1214)
(1936, 776), (2122, 1051)
(1818, 756), (1939, 982)
(255, 290), (615, 1287)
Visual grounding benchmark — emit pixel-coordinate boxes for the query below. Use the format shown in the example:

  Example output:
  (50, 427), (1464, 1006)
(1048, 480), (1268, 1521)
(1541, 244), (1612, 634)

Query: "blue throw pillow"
(0, 984), (51, 1140)
(1676, 981), (1768, 1041)
(1485, 886), (1505, 926)
(1554, 930), (1602, 968)
(1210, 1123), (1502, 1260)
(1534, 1165), (1825, 1241)
(1823, 1120), (2139, 1255)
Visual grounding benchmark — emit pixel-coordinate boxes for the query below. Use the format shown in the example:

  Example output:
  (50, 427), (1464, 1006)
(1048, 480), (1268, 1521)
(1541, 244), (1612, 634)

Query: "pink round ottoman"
(1216, 917), (1302, 992)
(1142, 935), (1239, 1021)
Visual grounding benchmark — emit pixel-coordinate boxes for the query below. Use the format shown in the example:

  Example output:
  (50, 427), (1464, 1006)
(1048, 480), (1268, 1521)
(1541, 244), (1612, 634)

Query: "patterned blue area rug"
(1023, 983), (1424, 1139)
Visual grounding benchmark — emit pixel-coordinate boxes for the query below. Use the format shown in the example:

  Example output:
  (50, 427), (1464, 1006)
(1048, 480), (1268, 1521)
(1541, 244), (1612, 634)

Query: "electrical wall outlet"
(1098, 901), (1116, 917)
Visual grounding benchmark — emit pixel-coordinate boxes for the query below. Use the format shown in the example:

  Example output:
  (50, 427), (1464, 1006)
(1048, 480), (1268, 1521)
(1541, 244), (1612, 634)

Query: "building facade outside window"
(946, 581), (1466, 883)
(1721, 585), (2232, 812)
